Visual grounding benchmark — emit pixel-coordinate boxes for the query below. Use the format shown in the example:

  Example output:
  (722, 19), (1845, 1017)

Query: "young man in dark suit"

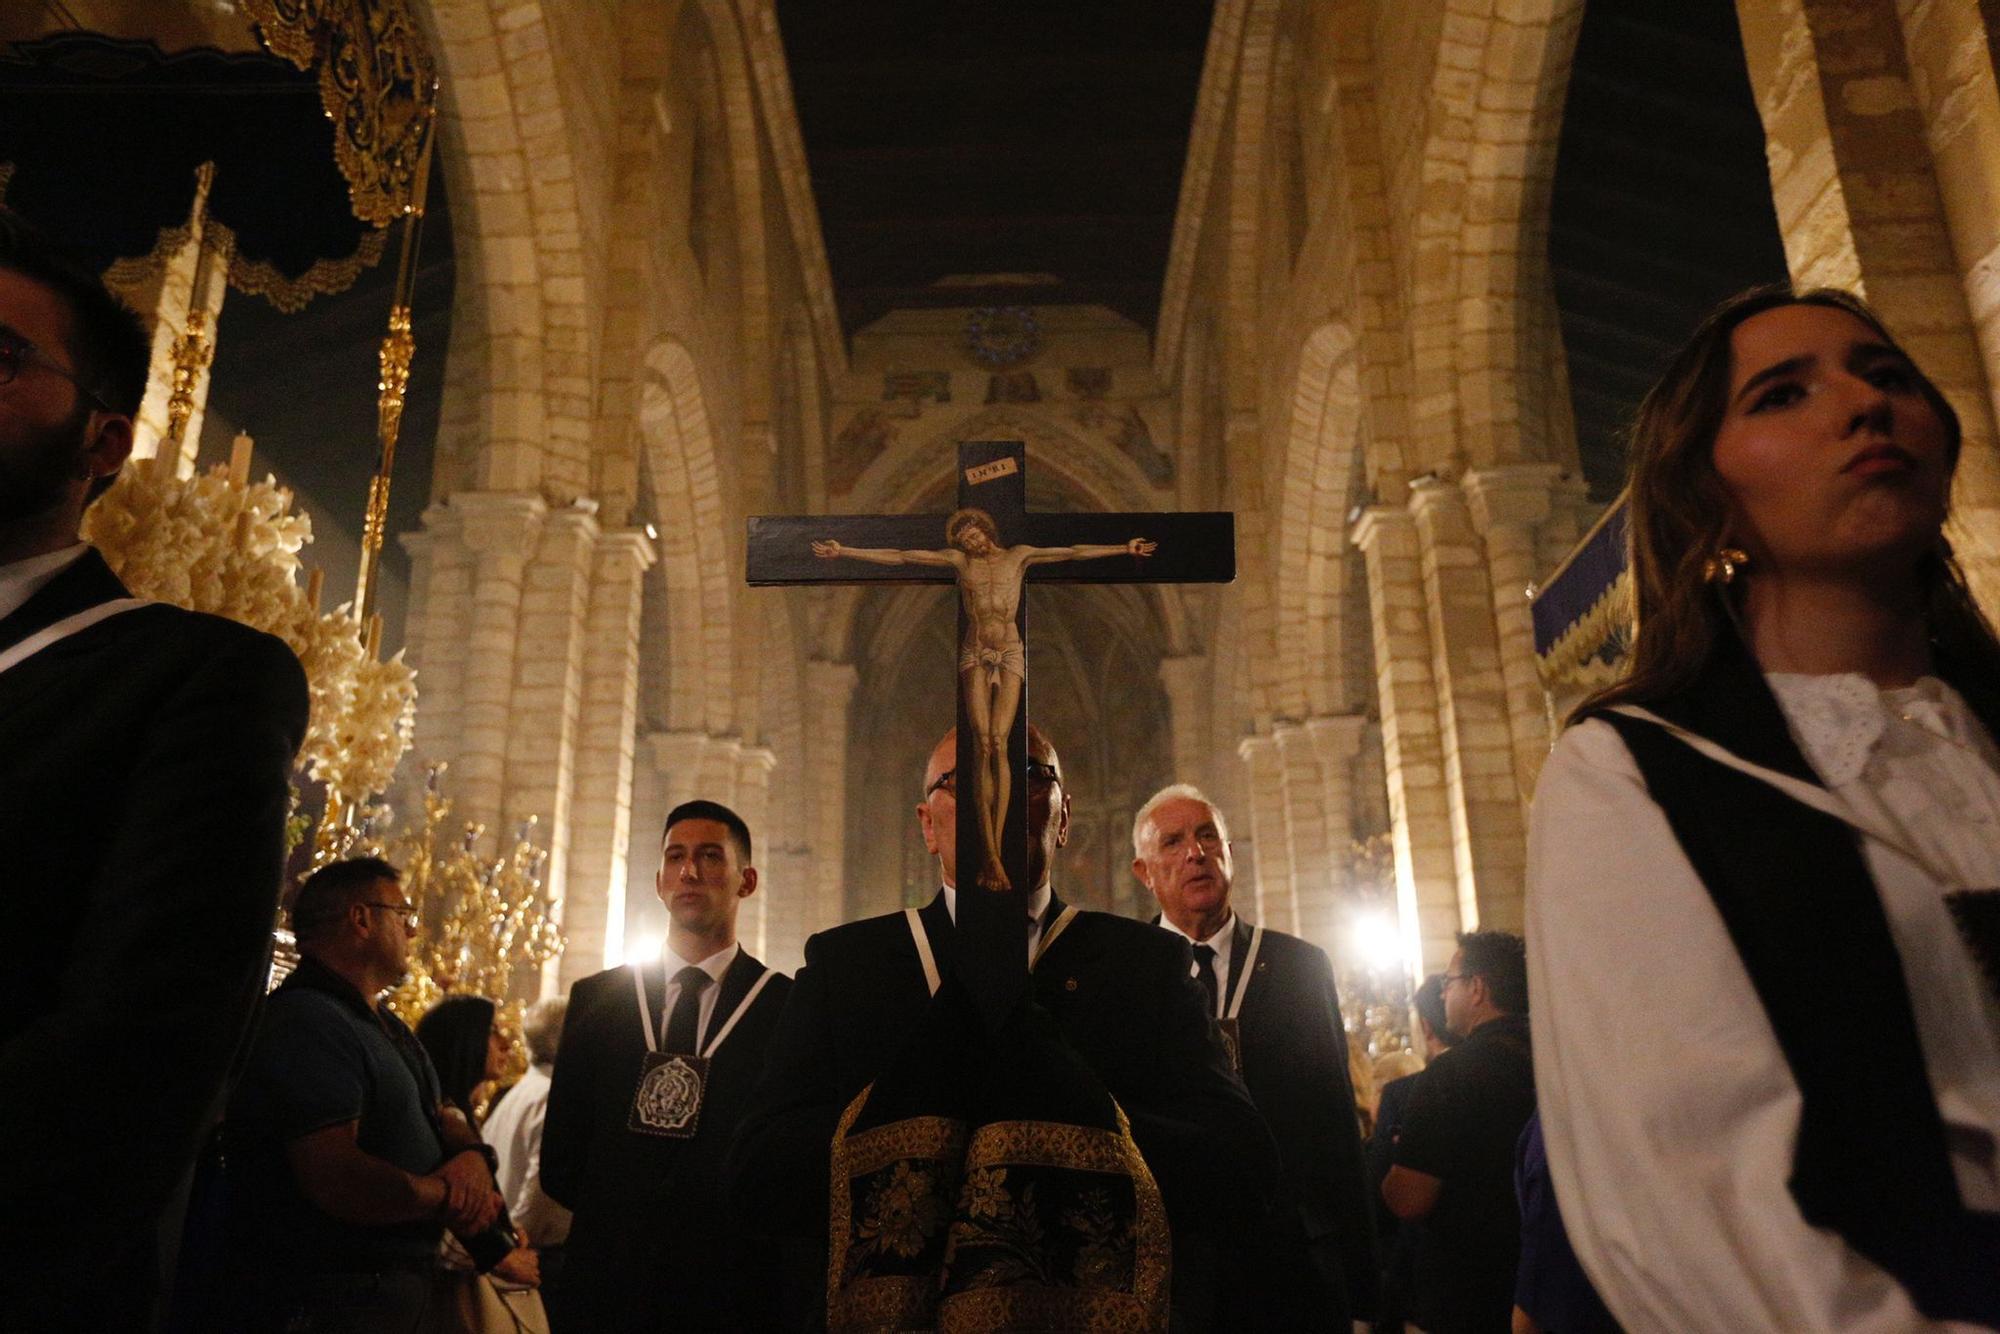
(729, 727), (1278, 1328)
(0, 213), (309, 1331)
(541, 799), (793, 1332)
(1133, 783), (1380, 1329)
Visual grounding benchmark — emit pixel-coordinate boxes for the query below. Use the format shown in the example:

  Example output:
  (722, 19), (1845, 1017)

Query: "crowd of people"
(6, 187), (1999, 1331)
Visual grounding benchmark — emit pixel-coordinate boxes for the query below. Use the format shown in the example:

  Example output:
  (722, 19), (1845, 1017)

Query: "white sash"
(630, 960), (776, 1057)
(1224, 923), (1263, 1021)
(1610, 703), (1971, 892)
(904, 902), (1082, 999)
(0, 597), (150, 679)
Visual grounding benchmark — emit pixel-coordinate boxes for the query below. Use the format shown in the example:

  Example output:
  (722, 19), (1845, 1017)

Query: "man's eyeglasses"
(0, 328), (106, 408)
(361, 901), (419, 931)
(925, 761), (1060, 798)
(1441, 971), (1474, 990)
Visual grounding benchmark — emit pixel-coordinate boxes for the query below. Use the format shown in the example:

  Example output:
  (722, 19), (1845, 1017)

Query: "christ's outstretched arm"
(811, 540), (959, 567)
(1020, 538), (1157, 565)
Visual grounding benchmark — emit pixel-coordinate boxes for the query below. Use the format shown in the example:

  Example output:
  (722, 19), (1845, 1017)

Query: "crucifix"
(747, 440), (1234, 1029)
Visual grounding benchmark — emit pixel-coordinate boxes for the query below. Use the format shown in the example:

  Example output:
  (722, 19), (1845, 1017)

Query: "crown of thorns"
(945, 507), (999, 546)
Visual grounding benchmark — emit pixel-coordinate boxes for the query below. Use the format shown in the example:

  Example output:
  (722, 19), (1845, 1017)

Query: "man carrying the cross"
(811, 509), (1154, 891)
(727, 725), (1278, 1329)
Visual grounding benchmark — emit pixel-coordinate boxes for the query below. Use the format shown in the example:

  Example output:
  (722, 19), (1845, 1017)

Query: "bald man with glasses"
(730, 725), (1278, 1329)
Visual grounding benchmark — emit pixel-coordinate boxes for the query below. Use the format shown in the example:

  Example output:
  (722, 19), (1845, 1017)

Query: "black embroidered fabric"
(828, 977), (1168, 1332)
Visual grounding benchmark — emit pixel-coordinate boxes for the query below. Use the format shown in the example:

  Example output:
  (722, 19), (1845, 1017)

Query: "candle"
(307, 567), (325, 613)
(366, 613), (383, 658)
(228, 432), (253, 489)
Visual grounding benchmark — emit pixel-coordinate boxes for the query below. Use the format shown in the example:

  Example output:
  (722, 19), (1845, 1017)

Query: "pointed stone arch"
(638, 337), (737, 734)
(1404, 0), (1585, 473)
(1274, 320), (1365, 723)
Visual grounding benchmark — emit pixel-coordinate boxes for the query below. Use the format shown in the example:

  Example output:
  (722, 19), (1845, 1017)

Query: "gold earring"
(1702, 547), (1750, 584)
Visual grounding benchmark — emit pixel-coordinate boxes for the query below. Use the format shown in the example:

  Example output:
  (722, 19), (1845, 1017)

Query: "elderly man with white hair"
(1132, 782), (1380, 1330)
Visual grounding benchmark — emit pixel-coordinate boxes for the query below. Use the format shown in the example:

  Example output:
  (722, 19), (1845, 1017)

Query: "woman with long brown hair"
(1527, 286), (2000, 1329)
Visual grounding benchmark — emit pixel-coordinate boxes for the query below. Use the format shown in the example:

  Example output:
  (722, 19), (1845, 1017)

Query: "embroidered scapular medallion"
(1216, 1016), (1243, 1078)
(629, 1051), (709, 1138)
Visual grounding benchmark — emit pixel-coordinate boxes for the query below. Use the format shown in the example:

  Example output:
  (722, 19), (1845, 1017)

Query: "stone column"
(1351, 506), (1464, 974)
(805, 659), (859, 932)
(1408, 479), (1527, 934)
(735, 746), (777, 961)
(1305, 713), (1369, 942)
(1462, 465), (1563, 807)
(1273, 722), (1330, 945)
(1738, 0), (2000, 604)
(400, 504), (471, 774)
(450, 492), (546, 846)
(502, 510), (597, 919)
(1157, 654), (1211, 787)
(1235, 734), (1293, 928)
(558, 528), (656, 990)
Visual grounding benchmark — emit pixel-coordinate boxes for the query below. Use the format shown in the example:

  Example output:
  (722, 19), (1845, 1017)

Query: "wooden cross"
(747, 440), (1234, 1029)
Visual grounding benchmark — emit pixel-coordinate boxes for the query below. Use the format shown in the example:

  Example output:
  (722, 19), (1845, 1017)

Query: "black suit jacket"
(0, 548), (308, 1331)
(1220, 919), (1380, 1326)
(729, 891), (1280, 1317)
(541, 948), (793, 1333)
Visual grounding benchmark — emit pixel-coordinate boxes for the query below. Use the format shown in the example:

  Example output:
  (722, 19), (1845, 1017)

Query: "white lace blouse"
(1527, 673), (2000, 1333)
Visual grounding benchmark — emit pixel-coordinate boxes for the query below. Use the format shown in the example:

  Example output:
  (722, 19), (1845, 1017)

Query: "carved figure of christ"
(812, 510), (1156, 891)
(747, 439), (1234, 1029)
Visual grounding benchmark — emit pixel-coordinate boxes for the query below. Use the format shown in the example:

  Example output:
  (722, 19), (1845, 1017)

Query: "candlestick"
(229, 432), (253, 489)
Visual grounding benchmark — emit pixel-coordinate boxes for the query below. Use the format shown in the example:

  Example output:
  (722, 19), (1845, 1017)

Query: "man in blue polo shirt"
(221, 857), (503, 1332)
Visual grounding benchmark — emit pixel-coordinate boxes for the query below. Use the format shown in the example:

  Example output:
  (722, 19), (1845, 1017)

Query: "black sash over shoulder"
(1585, 632), (2000, 1324)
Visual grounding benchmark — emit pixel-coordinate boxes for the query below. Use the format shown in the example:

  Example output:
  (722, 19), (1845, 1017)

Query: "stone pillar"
(400, 505), (472, 774)
(502, 510), (596, 927)
(1738, 0), (2000, 604)
(1305, 713), (1369, 948)
(1273, 723), (1330, 945)
(1157, 654), (1211, 787)
(805, 659), (859, 934)
(1462, 465), (1563, 807)
(1235, 734), (1293, 928)
(735, 746), (777, 961)
(451, 493), (547, 845)
(1351, 506), (1464, 974)
(558, 528), (656, 990)
(1408, 479), (1527, 934)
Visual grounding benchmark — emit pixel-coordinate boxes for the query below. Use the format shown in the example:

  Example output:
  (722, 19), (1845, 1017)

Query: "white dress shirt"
(940, 882), (1056, 960)
(658, 939), (739, 1049)
(0, 543), (87, 623)
(481, 1062), (571, 1247)
(1528, 672), (2000, 1332)
(1158, 912), (1238, 1017)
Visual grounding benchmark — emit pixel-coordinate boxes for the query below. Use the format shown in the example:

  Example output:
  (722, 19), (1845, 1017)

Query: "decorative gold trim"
(240, 0), (439, 227)
(1535, 566), (1636, 690)
(225, 222), (388, 313)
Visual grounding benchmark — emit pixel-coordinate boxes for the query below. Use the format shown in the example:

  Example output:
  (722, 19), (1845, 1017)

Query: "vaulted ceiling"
(774, 0), (1215, 336)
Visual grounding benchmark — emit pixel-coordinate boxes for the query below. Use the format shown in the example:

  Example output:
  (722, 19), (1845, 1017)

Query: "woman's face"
(1711, 304), (1951, 581)
(484, 1023), (509, 1082)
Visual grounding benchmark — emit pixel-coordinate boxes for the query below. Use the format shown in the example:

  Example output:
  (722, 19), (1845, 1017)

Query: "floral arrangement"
(81, 442), (418, 807)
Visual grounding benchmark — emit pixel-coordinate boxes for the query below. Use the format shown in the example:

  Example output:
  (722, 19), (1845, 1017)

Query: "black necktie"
(664, 966), (712, 1053)
(1192, 944), (1219, 1017)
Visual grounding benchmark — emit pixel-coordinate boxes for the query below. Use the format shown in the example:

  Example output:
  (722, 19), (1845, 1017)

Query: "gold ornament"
(335, 765), (565, 1087)
(1702, 546), (1751, 584)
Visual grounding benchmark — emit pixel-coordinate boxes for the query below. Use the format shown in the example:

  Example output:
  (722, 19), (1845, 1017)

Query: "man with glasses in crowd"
(731, 726), (1276, 1327)
(218, 858), (505, 1332)
(0, 212), (308, 1330)
(1380, 931), (1535, 1334)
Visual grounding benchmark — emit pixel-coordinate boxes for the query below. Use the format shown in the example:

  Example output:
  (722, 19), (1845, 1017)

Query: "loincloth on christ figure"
(827, 974), (1170, 1332)
(958, 641), (1026, 691)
